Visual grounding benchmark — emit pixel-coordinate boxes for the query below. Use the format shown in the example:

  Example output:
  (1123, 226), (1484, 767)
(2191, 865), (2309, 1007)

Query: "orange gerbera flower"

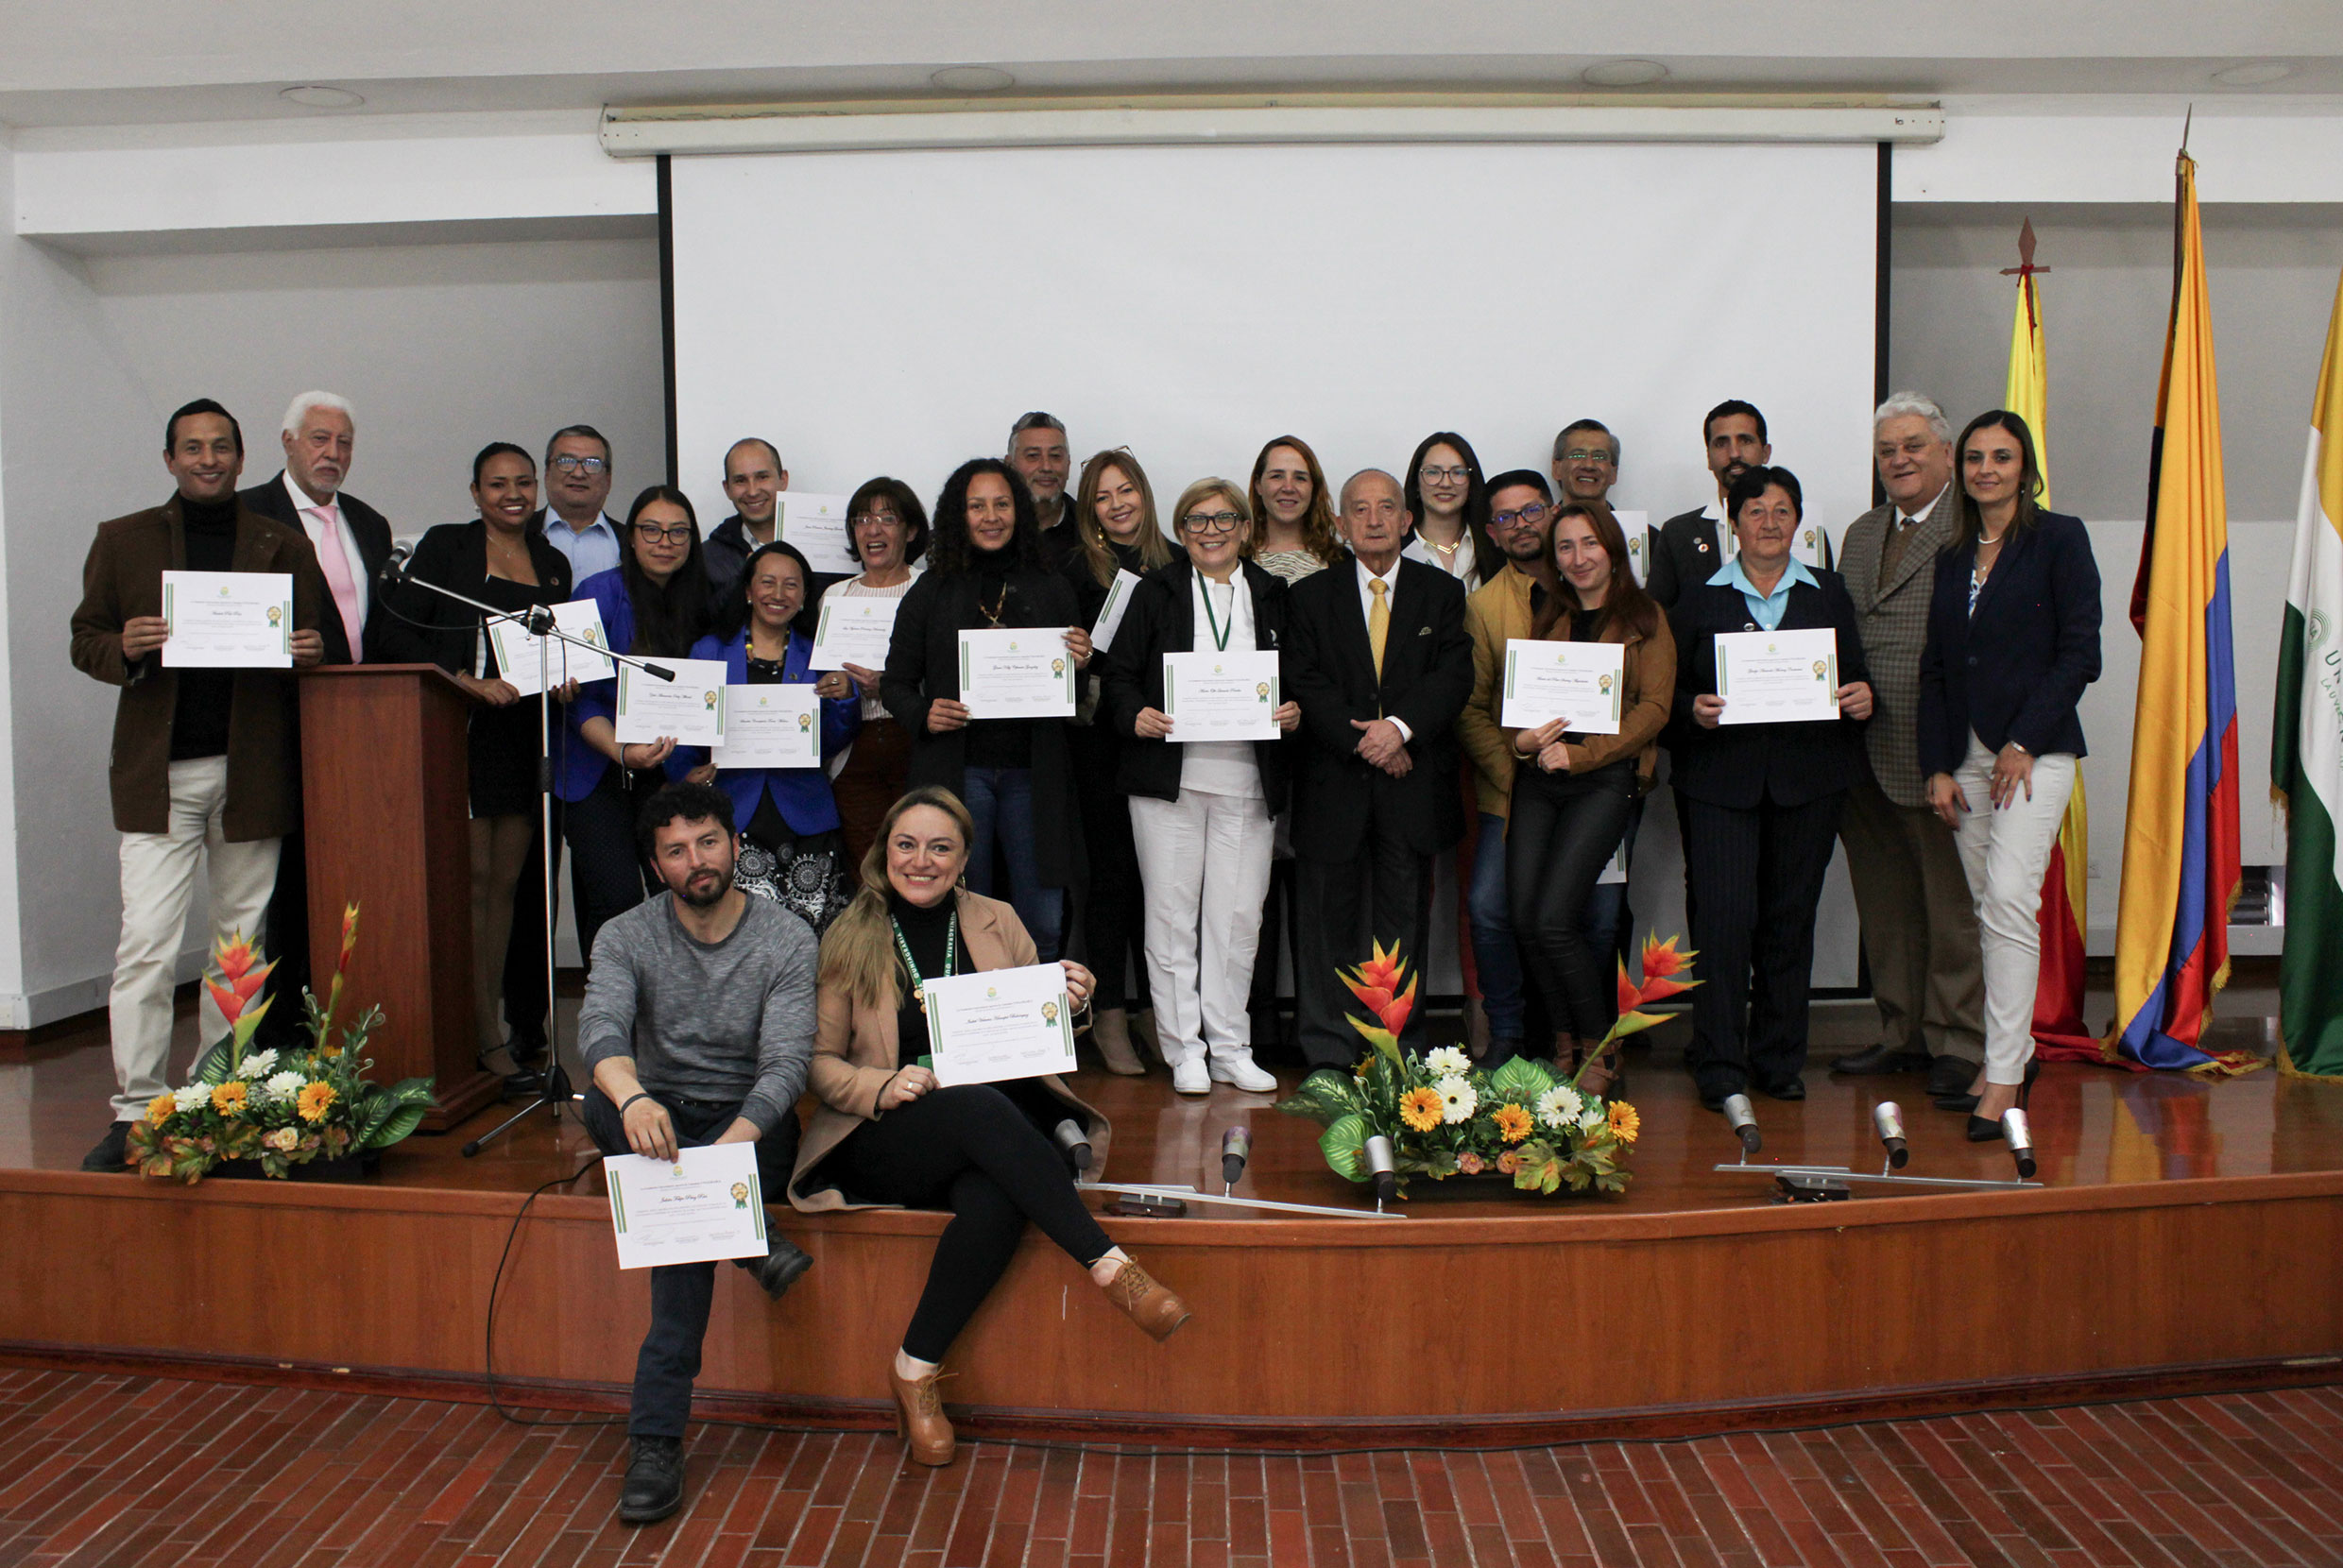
(1492, 1104), (1533, 1144)
(1398, 1086), (1444, 1133)
(209, 1081), (248, 1114)
(1607, 1101), (1641, 1144)
(296, 1082), (337, 1123)
(146, 1094), (177, 1126)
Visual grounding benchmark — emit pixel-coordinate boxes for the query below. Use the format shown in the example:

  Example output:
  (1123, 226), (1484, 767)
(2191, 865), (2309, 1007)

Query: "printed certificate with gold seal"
(1161, 649), (1281, 741)
(603, 1142), (770, 1270)
(921, 963), (1080, 1087)
(160, 570), (293, 668)
(713, 682), (822, 769)
(615, 656), (729, 745)
(1498, 638), (1626, 734)
(1712, 626), (1841, 724)
(957, 627), (1078, 719)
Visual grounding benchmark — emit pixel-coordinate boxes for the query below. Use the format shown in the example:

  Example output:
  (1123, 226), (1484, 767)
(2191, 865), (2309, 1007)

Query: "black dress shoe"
(618, 1435), (685, 1524)
(735, 1237), (813, 1301)
(1759, 1077), (1806, 1101)
(1966, 1114), (2005, 1144)
(1831, 1044), (1927, 1076)
(1926, 1056), (1982, 1099)
(80, 1121), (133, 1173)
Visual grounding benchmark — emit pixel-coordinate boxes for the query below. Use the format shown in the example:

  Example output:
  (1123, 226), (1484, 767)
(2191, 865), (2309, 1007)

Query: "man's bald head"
(1338, 468), (1411, 573)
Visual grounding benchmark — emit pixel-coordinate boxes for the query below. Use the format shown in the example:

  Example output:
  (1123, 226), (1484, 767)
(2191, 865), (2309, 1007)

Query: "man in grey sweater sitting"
(577, 780), (819, 1525)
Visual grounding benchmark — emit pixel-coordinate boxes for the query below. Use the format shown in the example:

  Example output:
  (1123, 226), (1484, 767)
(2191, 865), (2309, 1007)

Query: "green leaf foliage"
(1274, 1069), (1362, 1127)
(1319, 1113), (1370, 1183)
(1486, 1055), (1556, 1103)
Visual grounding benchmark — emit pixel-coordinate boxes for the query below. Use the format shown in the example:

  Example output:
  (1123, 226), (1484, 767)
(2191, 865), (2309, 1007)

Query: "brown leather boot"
(887, 1362), (955, 1466)
(1101, 1259), (1192, 1341)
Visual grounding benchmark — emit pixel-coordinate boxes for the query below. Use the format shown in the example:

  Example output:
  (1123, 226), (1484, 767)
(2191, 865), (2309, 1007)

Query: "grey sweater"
(576, 891), (817, 1137)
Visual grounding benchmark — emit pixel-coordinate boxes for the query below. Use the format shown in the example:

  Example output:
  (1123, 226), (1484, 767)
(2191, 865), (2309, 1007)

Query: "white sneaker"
(1207, 1051), (1278, 1093)
(1172, 1058), (1212, 1096)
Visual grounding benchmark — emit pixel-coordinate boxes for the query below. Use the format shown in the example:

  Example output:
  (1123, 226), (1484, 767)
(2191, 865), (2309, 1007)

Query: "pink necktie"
(309, 506), (364, 657)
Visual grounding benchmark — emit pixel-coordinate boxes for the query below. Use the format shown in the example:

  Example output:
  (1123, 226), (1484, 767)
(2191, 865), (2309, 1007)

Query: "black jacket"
(370, 520), (573, 673)
(880, 560), (1085, 887)
(236, 472), (394, 665)
(1283, 554), (1474, 861)
(1644, 505), (1727, 610)
(1099, 558), (1292, 810)
(1668, 569), (1873, 810)
(1917, 510), (2101, 776)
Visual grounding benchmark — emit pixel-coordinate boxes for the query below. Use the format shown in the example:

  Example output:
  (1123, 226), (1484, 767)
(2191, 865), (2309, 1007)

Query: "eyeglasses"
(634, 523), (693, 544)
(1492, 503), (1550, 528)
(1562, 449), (1616, 465)
(1418, 465), (1472, 484)
(550, 455), (608, 475)
(1182, 512), (1243, 535)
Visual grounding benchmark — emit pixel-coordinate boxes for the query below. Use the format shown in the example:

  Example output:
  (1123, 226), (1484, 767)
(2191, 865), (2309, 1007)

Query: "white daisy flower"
(173, 1083), (210, 1113)
(264, 1070), (304, 1101)
(1424, 1046), (1472, 1079)
(1436, 1075), (1478, 1125)
(1578, 1106), (1606, 1133)
(1535, 1084), (1583, 1129)
(235, 1048), (280, 1080)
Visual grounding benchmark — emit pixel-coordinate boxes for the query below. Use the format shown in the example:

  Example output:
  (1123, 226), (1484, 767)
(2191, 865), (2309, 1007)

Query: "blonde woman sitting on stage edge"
(789, 786), (1192, 1467)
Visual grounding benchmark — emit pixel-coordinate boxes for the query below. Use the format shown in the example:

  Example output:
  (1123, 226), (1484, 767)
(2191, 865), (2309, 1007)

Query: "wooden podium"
(299, 665), (502, 1131)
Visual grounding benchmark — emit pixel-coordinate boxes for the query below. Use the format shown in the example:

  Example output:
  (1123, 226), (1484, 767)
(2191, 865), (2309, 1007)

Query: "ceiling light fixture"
(1582, 60), (1668, 88)
(2209, 61), (2295, 87)
(280, 84), (366, 109)
(929, 65), (1017, 94)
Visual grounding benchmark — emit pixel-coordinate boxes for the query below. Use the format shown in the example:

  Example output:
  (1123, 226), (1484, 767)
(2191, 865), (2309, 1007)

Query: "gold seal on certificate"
(1498, 638), (1625, 734)
(615, 656), (729, 745)
(1712, 627), (1840, 724)
(807, 593), (900, 672)
(604, 1143), (771, 1270)
(486, 598), (617, 694)
(957, 628), (1077, 719)
(774, 493), (859, 575)
(714, 683), (821, 769)
(161, 570), (295, 668)
(1161, 650), (1281, 741)
(1615, 510), (1651, 587)
(921, 963), (1080, 1086)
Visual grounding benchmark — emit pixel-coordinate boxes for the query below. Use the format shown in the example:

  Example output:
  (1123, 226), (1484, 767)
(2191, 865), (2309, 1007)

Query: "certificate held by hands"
(922, 963), (1080, 1087)
(1499, 639), (1625, 734)
(161, 570), (294, 668)
(957, 628), (1077, 719)
(486, 599), (617, 695)
(808, 594), (899, 672)
(775, 493), (859, 576)
(605, 1142), (770, 1270)
(616, 656), (728, 745)
(714, 683), (821, 769)
(1712, 627), (1839, 724)
(1091, 570), (1143, 652)
(1162, 650), (1280, 741)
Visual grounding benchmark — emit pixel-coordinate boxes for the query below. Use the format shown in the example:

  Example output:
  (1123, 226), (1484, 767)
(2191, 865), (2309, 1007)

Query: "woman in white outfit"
(1101, 479), (1303, 1095)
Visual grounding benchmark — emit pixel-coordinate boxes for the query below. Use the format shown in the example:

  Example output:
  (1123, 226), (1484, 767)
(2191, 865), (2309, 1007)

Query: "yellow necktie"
(1367, 578), (1390, 676)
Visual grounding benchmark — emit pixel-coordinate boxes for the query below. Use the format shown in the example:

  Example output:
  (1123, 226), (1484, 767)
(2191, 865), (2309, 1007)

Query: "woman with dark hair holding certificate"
(793, 786), (1191, 1469)
(1669, 466), (1873, 1110)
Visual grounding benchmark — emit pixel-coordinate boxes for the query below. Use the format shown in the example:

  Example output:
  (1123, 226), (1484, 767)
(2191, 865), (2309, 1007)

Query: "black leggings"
(1507, 761), (1636, 1043)
(825, 1084), (1112, 1363)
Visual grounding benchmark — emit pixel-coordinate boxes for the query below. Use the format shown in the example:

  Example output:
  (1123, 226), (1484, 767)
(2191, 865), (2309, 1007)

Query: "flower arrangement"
(125, 904), (436, 1183)
(1275, 935), (1698, 1197)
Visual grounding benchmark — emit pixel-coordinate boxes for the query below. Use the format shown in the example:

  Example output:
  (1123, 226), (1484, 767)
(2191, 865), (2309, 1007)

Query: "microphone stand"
(376, 565), (676, 1156)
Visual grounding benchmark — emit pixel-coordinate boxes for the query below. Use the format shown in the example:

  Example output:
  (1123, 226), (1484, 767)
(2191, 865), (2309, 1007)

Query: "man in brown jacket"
(69, 399), (328, 1170)
(1831, 392), (1984, 1096)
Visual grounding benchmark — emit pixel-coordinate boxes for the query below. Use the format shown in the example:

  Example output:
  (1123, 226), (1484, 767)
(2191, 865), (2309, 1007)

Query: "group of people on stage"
(69, 383), (2102, 1518)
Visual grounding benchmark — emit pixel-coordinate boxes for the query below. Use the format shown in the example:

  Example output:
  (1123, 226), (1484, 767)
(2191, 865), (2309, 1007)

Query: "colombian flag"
(2106, 152), (2256, 1075)
(2003, 246), (2098, 1060)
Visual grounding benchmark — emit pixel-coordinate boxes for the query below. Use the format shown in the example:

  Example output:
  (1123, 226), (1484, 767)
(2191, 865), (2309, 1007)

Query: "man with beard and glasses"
(1646, 400), (1834, 608)
(576, 781), (818, 1525)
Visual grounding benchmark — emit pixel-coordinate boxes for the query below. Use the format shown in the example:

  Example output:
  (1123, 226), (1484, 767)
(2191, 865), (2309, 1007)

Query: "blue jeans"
(1467, 812), (1526, 1040)
(961, 765), (1063, 962)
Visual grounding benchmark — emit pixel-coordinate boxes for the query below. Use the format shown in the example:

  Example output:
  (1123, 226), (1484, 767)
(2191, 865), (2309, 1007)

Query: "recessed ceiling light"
(2210, 61), (2295, 87)
(1582, 60), (1668, 88)
(280, 84), (366, 109)
(929, 65), (1017, 94)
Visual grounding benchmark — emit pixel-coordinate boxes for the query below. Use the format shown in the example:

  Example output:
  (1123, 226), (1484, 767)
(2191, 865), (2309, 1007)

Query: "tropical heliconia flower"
(1436, 1076), (1477, 1125)
(296, 1082), (337, 1123)
(1492, 1103), (1533, 1144)
(1398, 1085), (1444, 1133)
(1340, 939), (1418, 1037)
(1424, 1046), (1472, 1079)
(1535, 1083), (1583, 1129)
(1635, 934), (1698, 1003)
(145, 1094), (177, 1126)
(1608, 1101), (1641, 1144)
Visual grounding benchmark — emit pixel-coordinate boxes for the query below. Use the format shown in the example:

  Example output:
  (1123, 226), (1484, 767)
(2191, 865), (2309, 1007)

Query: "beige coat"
(1838, 482), (1961, 806)
(787, 889), (1110, 1211)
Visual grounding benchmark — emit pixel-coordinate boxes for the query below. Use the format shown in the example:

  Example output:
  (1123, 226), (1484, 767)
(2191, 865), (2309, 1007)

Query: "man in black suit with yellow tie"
(1284, 469), (1475, 1066)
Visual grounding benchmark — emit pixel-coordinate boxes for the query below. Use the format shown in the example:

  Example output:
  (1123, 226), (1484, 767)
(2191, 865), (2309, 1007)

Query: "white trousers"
(1948, 733), (2076, 1087)
(1129, 789), (1275, 1068)
(109, 758), (282, 1120)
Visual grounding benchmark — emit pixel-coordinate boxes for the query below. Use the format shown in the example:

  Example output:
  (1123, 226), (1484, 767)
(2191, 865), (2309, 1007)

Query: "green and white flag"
(2276, 266), (2343, 1078)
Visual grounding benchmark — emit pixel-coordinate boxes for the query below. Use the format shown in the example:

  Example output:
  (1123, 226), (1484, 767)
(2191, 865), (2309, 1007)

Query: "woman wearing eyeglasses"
(815, 477), (930, 869)
(561, 486), (717, 967)
(1102, 479), (1301, 1095)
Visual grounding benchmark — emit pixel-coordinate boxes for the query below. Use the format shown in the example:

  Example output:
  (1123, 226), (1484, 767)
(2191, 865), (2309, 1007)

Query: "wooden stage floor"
(2, 989), (2338, 1444)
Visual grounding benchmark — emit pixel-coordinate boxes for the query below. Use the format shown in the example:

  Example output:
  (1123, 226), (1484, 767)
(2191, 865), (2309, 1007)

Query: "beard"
(676, 862), (735, 909)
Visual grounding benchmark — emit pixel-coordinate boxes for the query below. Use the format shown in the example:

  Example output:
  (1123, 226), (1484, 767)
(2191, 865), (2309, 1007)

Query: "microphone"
(1362, 1134), (1398, 1207)
(1052, 1118), (1092, 1175)
(1873, 1101), (1910, 1169)
(1220, 1126), (1252, 1192)
(1721, 1093), (1762, 1156)
(376, 543), (412, 588)
(2002, 1108), (2037, 1180)
(639, 662), (676, 681)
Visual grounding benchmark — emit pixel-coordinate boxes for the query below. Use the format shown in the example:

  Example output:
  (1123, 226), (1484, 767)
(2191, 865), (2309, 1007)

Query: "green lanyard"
(892, 911), (958, 1014)
(1198, 576), (1237, 652)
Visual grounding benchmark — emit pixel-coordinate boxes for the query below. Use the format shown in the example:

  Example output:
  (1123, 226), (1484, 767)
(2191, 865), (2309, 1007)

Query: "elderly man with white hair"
(1828, 392), (1985, 1098)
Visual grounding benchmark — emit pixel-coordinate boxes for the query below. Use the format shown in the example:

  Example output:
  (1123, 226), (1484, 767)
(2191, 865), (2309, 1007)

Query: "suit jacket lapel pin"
(1698, 540), (1711, 553)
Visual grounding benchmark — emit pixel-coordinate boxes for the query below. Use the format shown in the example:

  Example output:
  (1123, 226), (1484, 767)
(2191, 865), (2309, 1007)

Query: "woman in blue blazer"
(677, 539), (862, 932)
(1918, 410), (2101, 1142)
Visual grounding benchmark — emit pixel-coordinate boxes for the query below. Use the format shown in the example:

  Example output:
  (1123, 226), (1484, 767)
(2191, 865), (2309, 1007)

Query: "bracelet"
(620, 1092), (655, 1115)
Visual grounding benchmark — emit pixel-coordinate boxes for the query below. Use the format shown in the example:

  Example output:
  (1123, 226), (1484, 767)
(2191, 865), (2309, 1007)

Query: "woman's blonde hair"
(1169, 478), (1255, 558)
(816, 786), (977, 1012)
(1072, 449), (1175, 588)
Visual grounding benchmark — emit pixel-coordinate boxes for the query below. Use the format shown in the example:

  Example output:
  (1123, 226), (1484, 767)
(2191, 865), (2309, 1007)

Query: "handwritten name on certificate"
(807, 593), (899, 672)
(1499, 639), (1626, 734)
(616, 656), (729, 745)
(486, 598), (617, 695)
(605, 1142), (770, 1270)
(775, 493), (859, 575)
(1162, 650), (1281, 741)
(1091, 570), (1143, 653)
(161, 570), (294, 668)
(1712, 627), (1840, 724)
(922, 963), (1080, 1087)
(714, 682), (821, 769)
(957, 628), (1077, 719)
